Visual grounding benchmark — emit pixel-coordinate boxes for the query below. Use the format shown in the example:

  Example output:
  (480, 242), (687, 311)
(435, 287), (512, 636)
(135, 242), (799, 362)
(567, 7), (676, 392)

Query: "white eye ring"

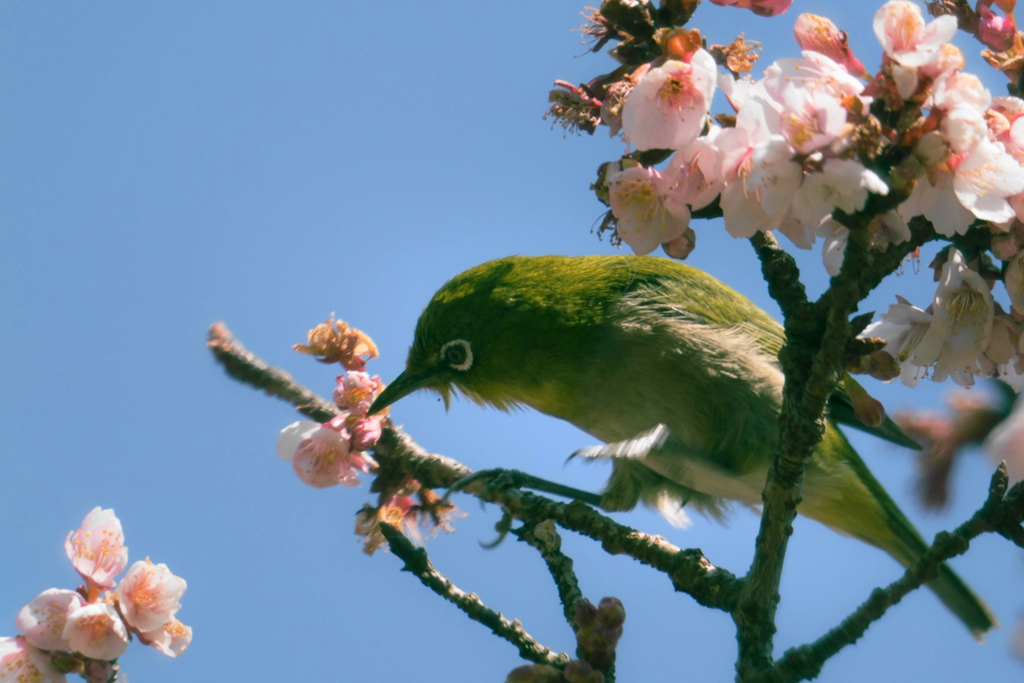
(441, 339), (473, 372)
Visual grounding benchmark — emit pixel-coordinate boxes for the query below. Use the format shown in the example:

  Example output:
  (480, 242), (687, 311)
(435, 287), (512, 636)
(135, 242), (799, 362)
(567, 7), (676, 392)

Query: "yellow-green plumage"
(370, 254), (995, 636)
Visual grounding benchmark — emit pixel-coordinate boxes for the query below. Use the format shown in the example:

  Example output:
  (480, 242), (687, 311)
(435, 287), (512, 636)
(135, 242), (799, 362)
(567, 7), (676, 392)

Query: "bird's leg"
(447, 468), (606, 507)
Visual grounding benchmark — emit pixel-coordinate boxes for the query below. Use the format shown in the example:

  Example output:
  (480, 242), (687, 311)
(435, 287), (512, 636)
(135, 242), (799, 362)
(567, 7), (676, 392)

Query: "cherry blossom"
(951, 139), (1024, 223)
(818, 219), (848, 276)
(15, 589), (84, 652)
(606, 164), (691, 254)
(862, 296), (934, 387)
(762, 51), (867, 106)
(663, 130), (724, 210)
(777, 87), (848, 154)
(333, 371), (384, 415)
(874, 1), (957, 68)
(62, 603), (129, 661)
(981, 314), (1024, 389)
(64, 508), (128, 593)
(1009, 252), (1024, 314)
(140, 618), (192, 658)
(350, 416), (383, 451)
(791, 158), (889, 233)
(621, 50), (717, 151)
(913, 249), (995, 386)
(0, 637), (65, 683)
(117, 559), (186, 635)
(278, 416), (377, 488)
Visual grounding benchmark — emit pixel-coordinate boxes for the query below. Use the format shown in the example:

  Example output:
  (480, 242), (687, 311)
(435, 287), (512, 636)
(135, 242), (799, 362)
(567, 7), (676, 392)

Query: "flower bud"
(597, 597), (626, 629)
(564, 659), (604, 683)
(505, 664), (565, 683)
(793, 14), (867, 77)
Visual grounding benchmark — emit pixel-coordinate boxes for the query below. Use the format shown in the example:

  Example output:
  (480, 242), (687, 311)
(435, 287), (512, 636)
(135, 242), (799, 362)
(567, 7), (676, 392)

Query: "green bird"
(368, 254), (995, 636)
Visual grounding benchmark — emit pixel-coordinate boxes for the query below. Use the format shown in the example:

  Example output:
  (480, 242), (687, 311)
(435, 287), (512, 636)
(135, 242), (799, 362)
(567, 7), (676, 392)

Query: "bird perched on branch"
(368, 254), (995, 636)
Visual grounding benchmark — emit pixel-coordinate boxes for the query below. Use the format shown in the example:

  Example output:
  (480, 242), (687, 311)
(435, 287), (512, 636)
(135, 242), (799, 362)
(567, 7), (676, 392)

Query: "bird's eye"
(440, 339), (473, 371)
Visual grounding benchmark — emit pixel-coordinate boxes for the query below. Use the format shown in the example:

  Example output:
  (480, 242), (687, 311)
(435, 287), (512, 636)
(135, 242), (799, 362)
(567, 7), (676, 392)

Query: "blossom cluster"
(279, 319), (459, 554)
(277, 370), (384, 488)
(550, 0), (1024, 390)
(1, 508), (190, 683)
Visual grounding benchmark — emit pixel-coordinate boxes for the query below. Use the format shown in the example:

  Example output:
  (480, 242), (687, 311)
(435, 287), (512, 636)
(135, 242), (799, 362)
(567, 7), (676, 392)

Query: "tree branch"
(765, 465), (1024, 683)
(378, 522), (570, 667)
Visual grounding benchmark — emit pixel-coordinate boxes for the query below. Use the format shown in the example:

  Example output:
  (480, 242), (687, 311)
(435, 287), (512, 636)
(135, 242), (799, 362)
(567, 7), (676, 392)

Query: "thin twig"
(513, 520), (585, 630)
(765, 465), (1024, 683)
(378, 523), (570, 667)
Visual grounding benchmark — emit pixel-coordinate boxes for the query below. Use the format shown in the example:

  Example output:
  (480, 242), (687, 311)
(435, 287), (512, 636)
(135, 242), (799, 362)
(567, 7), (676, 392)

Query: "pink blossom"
(898, 166), (973, 236)
(990, 97), (1024, 163)
(862, 296), (934, 387)
(934, 71), (990, 111)
(0, 637), (65, 683)
(332, 371), (384, 415)
(978, 3), (1016, 52)
(606, 164), (691, 254)
(818, 220), (848, 276)
(914, 249), (994, 386)
(761, 52), (867, 105)
(940, 104), (988, 154)
(706, 0), (792, 17)
(729, 136), (802, 236)
(952, 139), (1024, 223)
(281, 416), (377, 488)
(15, 589), (84, 652)
(777, 86), (848, 154)
(62, 603), (129, 661)
(792, 14), (867, 77)
(64, 507), (128, 592)
(276, 420), (319, 460)
(874, 1), (958, 68)
(981, 315), (1024, 390)
(985, 392), (1024, 480)
(621, 50), (717, 151)
(139, 617), (191, 658)
(792, 158), (889, 229)
(117, 559), (186, 634)
(663, 130), (723, 210)
(350, 416), (383, 451)
(1005, 251), (1024, 314)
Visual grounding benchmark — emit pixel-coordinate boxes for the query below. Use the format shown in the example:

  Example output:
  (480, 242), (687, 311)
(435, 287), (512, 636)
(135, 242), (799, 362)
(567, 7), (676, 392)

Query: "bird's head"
(368, 258), (525, 416)
(368, 256), (606, 417)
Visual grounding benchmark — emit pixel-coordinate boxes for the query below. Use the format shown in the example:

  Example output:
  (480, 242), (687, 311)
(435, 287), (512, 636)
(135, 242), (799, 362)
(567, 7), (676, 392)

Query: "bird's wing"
(573, 424), (753, 522)
(628, 267), (920, 450)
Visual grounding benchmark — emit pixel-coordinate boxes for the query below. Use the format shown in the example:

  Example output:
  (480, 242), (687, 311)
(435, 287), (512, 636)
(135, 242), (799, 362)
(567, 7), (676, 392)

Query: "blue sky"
(2, 2), (1022, 681)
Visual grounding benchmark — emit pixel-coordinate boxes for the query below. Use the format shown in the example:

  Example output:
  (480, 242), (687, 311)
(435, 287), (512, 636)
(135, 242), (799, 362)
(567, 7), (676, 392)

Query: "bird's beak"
(368, 369), (436, 415)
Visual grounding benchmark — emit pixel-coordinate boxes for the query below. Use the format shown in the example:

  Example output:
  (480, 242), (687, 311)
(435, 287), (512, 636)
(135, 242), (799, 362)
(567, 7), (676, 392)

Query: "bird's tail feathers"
(807, 427), (997, 637)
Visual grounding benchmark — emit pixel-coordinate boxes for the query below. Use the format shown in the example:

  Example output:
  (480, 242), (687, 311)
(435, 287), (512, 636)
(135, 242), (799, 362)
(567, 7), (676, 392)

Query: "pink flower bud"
(793, 14), (867, 77)
(707, 0), (792, 16)
(978, 4), (1016, 52)
(662, 228), (696, 260)
(350, 416), (383, 451)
